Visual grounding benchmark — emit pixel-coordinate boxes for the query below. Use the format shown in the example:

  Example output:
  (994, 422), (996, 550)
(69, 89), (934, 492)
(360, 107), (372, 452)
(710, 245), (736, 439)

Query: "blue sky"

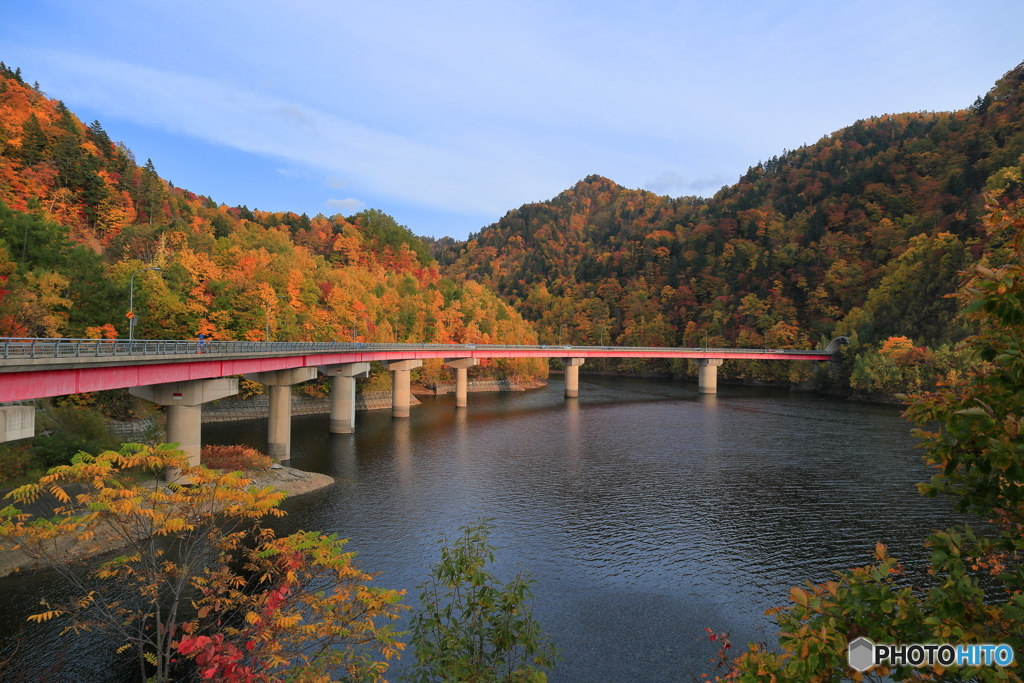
(2, 1), (1022, 240)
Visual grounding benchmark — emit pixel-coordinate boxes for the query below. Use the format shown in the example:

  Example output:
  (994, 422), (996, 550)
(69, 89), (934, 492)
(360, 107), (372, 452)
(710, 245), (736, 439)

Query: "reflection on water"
(0, 378), (978, 682)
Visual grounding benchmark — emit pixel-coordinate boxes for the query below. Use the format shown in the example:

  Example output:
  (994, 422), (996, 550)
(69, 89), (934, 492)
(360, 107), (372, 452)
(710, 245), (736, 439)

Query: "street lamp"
(128, 266), (161, 341)
(265, 295), (287, 342)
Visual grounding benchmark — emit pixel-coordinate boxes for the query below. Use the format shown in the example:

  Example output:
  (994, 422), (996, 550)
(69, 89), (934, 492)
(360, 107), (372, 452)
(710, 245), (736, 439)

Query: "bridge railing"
(0, 337), (832, 360)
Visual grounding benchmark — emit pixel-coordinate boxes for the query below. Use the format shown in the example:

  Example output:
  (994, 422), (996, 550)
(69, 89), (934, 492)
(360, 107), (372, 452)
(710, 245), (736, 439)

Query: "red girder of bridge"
(0, 341), (835, 403)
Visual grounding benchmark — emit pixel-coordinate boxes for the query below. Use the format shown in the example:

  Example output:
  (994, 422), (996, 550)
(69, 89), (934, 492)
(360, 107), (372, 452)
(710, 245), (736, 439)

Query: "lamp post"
(128, 266), (161, 341)
(265, 295), (287, 342)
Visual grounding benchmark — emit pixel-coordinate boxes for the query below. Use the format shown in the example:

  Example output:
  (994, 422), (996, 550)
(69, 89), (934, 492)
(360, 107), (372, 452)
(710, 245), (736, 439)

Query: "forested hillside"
(432, 61), (1024, 392)
(0, 62), (546, 389)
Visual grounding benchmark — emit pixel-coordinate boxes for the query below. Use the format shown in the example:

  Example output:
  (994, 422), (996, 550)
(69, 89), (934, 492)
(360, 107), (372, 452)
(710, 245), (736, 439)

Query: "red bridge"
(0, 336), (845, 476)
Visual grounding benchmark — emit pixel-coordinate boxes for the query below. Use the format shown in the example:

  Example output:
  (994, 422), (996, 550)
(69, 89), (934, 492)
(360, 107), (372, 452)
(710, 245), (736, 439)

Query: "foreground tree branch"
(0, 443), (406, 682)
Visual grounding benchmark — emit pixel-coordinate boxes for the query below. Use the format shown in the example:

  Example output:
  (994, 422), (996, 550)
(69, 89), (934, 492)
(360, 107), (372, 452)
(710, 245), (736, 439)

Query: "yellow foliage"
(21, 269), (72, 337)
(28, 609), (63, 623)
(176, 245), (222, 285)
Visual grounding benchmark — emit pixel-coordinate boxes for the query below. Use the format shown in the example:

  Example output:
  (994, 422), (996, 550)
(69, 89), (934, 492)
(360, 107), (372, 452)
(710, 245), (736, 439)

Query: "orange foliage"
(84, 323), (118, 339)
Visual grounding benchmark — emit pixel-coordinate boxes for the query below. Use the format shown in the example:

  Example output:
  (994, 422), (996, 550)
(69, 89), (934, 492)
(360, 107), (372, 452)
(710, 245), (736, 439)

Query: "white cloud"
(645, 172), (687, 195)
(21, 51), (569, 216)
(645, 171), (728, 197)
(325, 198), (365, 213)
(274, 105), (316, 131)
(688, 174), (729, 193)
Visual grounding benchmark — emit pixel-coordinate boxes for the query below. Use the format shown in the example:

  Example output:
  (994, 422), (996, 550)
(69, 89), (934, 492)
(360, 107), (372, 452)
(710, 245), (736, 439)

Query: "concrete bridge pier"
(696, 358), (724, 394)
(384, 359), (423, 417)
(320, 362), (370, 433)
(562, 357), (586, 398)
(130, 378), (239, 482)
(444, 358), (480, 407)
(244, 368), (318, 461)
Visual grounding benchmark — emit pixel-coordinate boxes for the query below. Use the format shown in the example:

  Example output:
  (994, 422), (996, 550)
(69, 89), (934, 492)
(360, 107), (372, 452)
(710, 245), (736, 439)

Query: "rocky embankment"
(250, 465), (334, 496)
(414, 378), (544, 395)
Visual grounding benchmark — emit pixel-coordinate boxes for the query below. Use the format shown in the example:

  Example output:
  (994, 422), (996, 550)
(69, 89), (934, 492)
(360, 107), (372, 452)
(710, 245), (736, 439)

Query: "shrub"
(30, 404), (120, 470)
(0, 445), (33, 481)
(200, 444), (272, 471)
(404, 521), (558, 683)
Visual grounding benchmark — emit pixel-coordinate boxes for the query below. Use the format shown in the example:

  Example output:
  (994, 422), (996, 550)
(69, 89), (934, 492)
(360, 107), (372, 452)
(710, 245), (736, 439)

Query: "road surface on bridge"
(0, 337), (836, 403)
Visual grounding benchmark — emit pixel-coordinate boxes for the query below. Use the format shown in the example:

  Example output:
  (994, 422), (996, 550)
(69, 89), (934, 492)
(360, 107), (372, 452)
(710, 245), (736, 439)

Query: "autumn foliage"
(711, 199), (1024, 682)
(433, 61), (1024, 386)
(0, 63), (545, 384)
(0, 443), (406, 682)
(182, 531), (406, 682)
(201, 444), (272, 471)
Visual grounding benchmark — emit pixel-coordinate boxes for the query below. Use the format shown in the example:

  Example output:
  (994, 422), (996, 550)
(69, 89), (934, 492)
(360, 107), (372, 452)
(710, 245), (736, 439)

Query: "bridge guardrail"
(0, 337), (833, 360)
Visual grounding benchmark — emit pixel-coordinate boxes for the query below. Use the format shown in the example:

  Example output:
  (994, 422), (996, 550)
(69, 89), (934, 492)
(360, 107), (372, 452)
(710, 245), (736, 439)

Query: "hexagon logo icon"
(848, 636), (875, 672)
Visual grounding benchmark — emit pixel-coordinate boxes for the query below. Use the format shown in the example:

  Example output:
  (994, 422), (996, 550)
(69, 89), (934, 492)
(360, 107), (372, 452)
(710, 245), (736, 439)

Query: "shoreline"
(412, 377), (547, 395)
(563, 368), (906, 406)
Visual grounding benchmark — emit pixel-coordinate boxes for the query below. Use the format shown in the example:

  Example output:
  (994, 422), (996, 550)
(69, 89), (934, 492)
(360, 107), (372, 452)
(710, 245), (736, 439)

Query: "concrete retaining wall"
(430, 379), (525, 394)
(108, 416), (159, 440)
(200, 391), (420, 423)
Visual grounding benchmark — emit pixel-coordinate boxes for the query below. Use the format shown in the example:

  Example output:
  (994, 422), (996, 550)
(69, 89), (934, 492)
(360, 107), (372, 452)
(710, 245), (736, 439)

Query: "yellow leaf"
(49, 485), (71, 504)
(28, 610), (62, 623)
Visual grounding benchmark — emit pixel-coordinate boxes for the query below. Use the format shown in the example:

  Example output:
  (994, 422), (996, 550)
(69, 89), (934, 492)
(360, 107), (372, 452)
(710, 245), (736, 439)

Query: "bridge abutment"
(696, 358), (724, 393)
(130, 377), (239, 482)
(384, 359), (423, 417)
(320, 362), (370, 433)
(562, 357), (585, 398)
(0, 406), (34, 442)
(444, 358), (479, 407)
(244, 368), (318, 461)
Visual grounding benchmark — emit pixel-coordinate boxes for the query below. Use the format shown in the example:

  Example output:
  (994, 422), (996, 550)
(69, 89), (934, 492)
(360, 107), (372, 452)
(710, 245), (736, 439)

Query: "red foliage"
(200, 445), (272, 471)
(701, 626), (733, 672)
(176, 634), (268, 683)
(177, 557), (301, 681)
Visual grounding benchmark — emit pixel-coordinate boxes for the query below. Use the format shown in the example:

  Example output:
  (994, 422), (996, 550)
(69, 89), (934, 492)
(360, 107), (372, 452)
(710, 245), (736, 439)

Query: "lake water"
(0, 377), (975, 681)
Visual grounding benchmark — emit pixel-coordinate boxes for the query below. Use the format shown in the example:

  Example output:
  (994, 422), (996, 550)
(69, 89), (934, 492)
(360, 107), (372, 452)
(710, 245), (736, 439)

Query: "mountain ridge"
(431, 62), (1024, 364)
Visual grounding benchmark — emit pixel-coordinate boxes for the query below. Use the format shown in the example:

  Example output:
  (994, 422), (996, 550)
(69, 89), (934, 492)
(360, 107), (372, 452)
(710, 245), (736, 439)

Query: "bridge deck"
(0, 338), (835, 403)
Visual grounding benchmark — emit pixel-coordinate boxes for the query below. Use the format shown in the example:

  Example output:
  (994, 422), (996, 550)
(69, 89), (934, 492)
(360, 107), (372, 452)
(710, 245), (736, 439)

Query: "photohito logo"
(848, 637), (1015, 672)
